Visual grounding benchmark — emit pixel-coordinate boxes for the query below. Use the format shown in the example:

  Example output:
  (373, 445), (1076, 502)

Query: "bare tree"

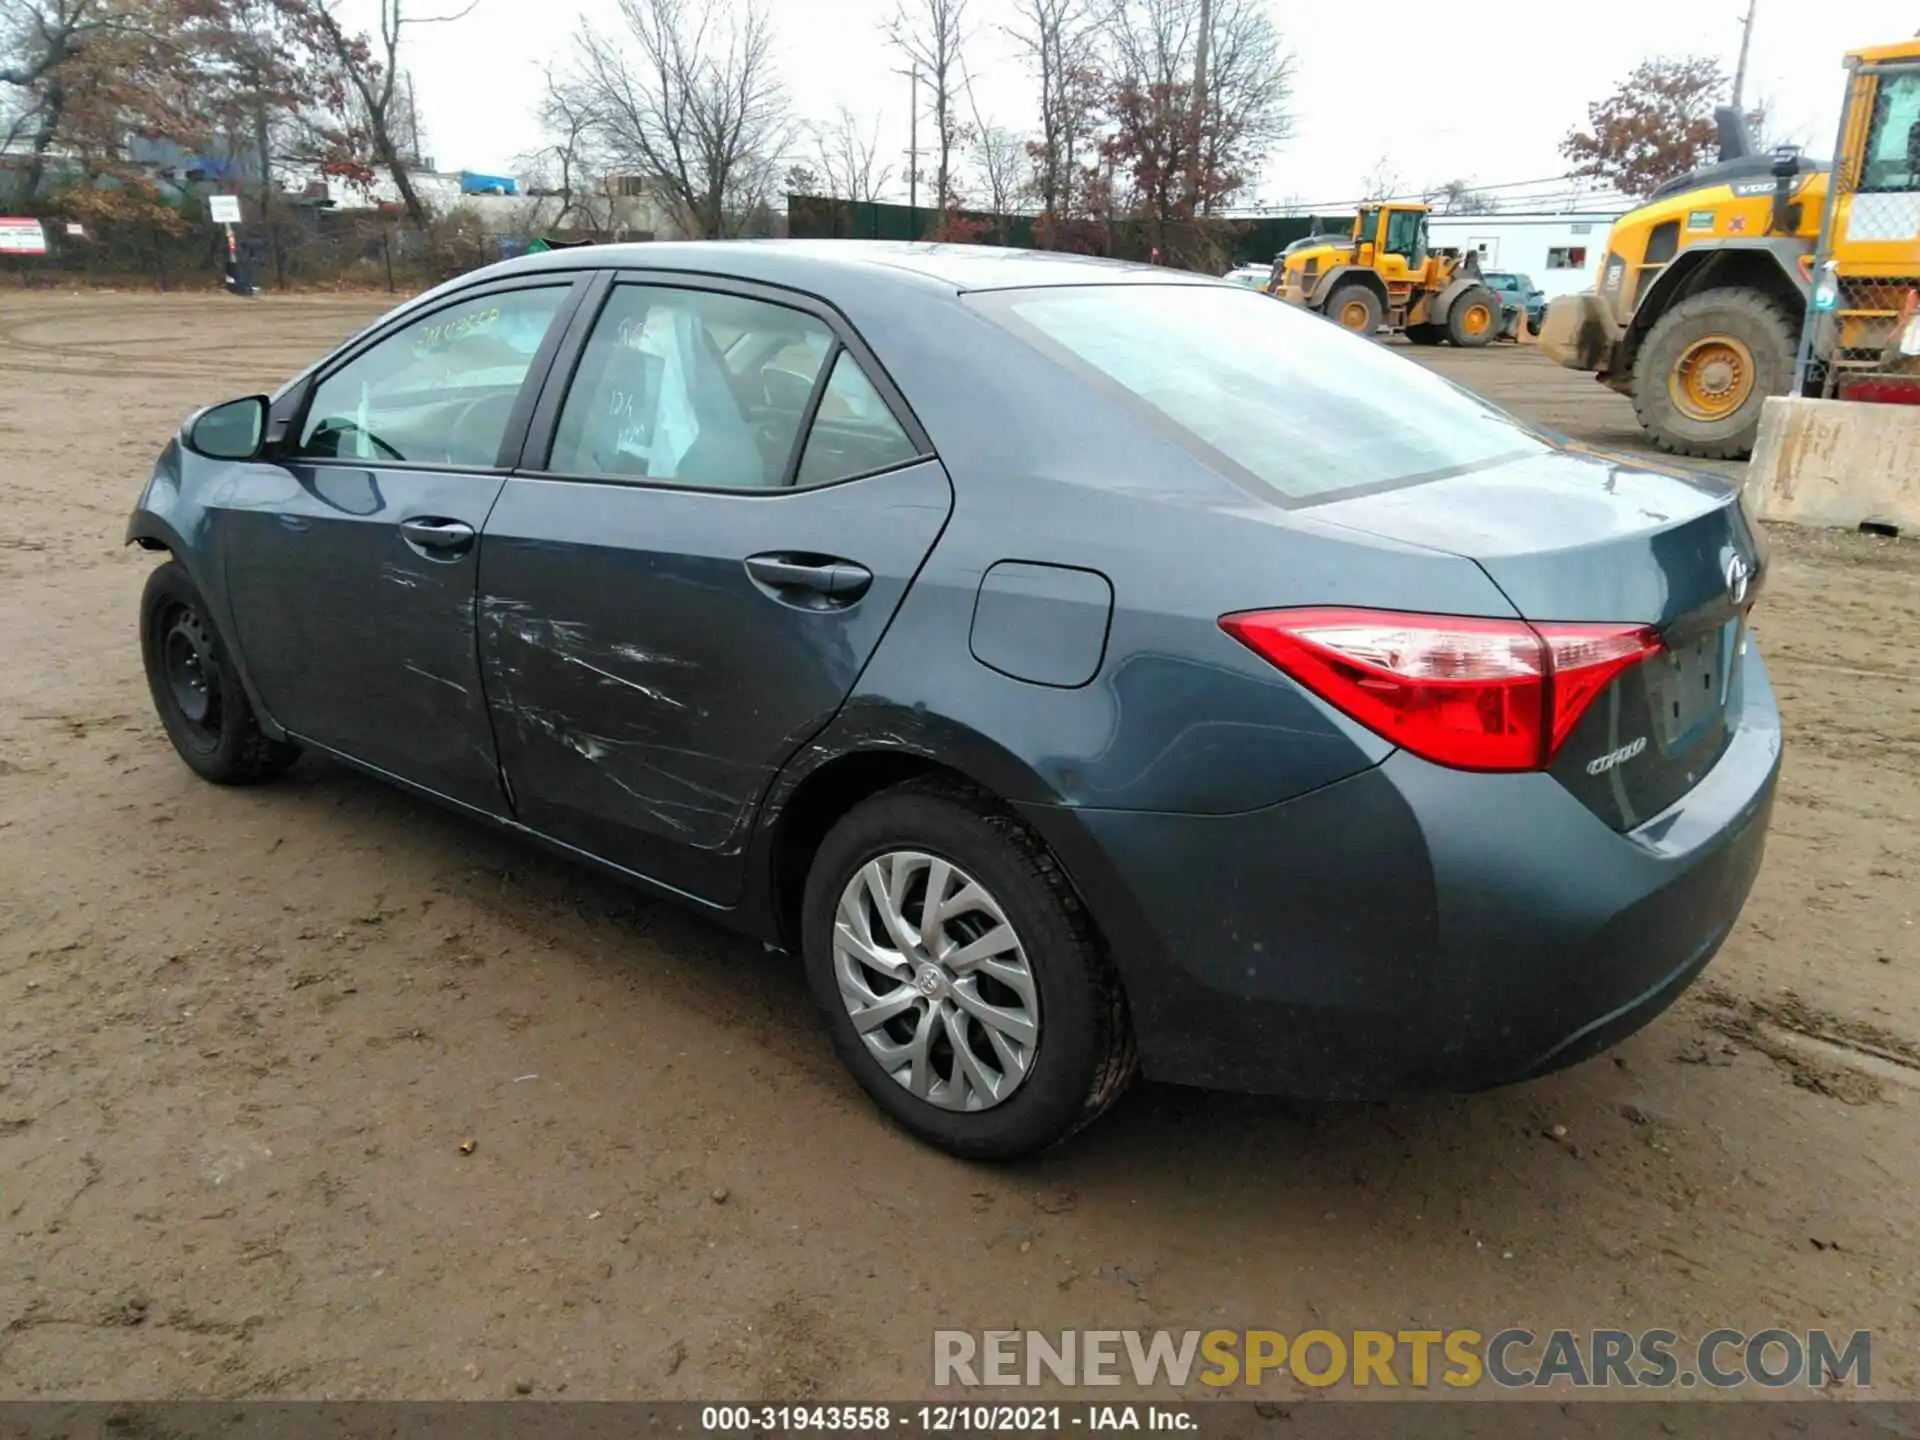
(887, 0), (968, 220)
(1007, 0), (1094, 220)
(811, 103), (892, 203)
(1424, 177), (1498, 215)
(1193, 0), (1290, 215)
(1105, 0), (1193, 90)
(295, 0), (480, 226)
(968, 121), (1025, 237)
(561, 0), (790, 240)
(1358, 154), (1403, 202)
(1743, 88), (1813, 154)
(1102, 0), (1292, 220)
(520, 68), (615, 236)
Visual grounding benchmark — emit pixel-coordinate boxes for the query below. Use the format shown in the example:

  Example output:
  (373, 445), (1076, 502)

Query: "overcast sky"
(366, 0), (1913, 210)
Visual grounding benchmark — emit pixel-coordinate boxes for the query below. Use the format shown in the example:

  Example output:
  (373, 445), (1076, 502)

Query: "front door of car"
(222, 279), (584, 813)
(476, 277), (952, 903)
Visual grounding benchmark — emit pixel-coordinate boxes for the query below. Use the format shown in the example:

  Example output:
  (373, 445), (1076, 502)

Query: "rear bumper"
(1021, 647), (1782, 1098)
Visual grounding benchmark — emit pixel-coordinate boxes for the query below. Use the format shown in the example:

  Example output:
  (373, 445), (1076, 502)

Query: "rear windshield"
(969, 283), (1548, 503)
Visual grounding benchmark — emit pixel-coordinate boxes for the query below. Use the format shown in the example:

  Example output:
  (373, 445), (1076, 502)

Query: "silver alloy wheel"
(831, 850), (1040, 1112)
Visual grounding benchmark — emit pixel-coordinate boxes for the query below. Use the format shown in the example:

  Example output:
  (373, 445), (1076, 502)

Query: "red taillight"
(1219, 607), (1664, 773)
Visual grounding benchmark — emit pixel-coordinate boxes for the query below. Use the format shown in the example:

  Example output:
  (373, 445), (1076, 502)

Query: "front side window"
(973, 283), (1546, 503)
(1860, 70), (1920, 192)
(296, 287), (567, 467)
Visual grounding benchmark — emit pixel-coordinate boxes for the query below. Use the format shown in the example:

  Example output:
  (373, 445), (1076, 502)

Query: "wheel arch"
(1622, 242), (1808, 365)
(748, 710), (1080, 953)
(127, 506), (288, 743)
(1310, 265), (1388, 313)
(1428, 273), (1492, 328)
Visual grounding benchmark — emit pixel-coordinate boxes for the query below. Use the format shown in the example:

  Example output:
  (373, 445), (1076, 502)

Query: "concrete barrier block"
(1741, 395), (1920, 534)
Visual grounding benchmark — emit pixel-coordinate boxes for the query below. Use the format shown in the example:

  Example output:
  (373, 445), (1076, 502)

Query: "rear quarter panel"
(806, 286), (1525, 817)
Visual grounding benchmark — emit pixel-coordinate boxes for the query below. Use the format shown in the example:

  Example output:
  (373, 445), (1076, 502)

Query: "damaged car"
(130, 241), (1781, 1160)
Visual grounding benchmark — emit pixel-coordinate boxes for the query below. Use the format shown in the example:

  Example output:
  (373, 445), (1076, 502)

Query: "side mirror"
(185, 395), (269, 461)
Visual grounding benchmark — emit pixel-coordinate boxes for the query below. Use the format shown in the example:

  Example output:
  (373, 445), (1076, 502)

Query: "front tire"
(1447, 286), (1501, 347)
(1630, 286), (1799, 459)
(1322, 283), (1383, 337)
(801, 779), (1135, 1160)
(140, 559), (300, 785)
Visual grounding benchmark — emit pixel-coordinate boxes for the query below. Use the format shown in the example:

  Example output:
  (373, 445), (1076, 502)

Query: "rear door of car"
(221, 275), (589, 813)
(476, 272), (953, 903)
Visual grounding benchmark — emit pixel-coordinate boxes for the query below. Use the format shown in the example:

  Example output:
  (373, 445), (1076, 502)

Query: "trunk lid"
(1311, 447), (1768, 830)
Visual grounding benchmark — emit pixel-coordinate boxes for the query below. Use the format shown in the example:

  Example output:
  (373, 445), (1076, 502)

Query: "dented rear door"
(476, 276), (951, 906)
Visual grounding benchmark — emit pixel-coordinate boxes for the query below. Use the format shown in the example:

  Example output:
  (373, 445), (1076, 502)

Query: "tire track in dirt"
(0, 306), (232, 381)
(0, 299), (380, 384)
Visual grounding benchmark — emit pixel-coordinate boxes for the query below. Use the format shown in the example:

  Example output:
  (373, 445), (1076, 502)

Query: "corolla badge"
(1724, 551), (1751, 606)
(1587, 736), (1648, 776)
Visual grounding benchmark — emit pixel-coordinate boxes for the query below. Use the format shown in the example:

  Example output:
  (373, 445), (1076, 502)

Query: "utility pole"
(1184, 0), (1212, 222)
(895, 65), (922, 233)
(1731, 0), (1757, 110)
(405, 72), (422, 167)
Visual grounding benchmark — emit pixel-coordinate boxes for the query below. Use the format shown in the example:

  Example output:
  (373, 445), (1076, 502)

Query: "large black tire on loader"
(1405, 323), (1445, 346)
(1322, 283), (1383, 337)
(1630, 285), (1801, 461)
(1446, 286), (1501, 347)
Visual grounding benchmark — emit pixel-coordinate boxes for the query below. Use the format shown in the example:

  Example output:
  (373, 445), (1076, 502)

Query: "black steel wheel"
(140, 559), (300, 784)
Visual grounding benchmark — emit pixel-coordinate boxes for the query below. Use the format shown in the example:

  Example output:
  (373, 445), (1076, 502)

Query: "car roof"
(473, 239), (1218, 297)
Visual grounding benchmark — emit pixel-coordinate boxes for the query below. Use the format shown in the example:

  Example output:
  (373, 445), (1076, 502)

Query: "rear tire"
(140, 559), (300, 785)
(801, 778), (1136, 1160)
(1630, 285), (1800, 460)
(1322, 283), (1383, 337)
(1447, 286), (1501, 347)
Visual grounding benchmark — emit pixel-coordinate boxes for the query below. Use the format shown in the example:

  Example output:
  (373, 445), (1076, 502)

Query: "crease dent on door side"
(476, 595), (754, 848)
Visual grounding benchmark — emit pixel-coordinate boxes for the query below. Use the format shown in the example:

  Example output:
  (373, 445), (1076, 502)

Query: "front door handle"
(744, 553), (873, 605)
(399, 517), (476, 558)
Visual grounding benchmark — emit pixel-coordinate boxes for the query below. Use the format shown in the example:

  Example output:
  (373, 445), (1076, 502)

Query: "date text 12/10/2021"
(701, 1405), (1197, 1432)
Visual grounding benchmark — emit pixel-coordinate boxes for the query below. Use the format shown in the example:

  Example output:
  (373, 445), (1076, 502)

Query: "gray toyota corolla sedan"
(128, 241), (1780, 1159)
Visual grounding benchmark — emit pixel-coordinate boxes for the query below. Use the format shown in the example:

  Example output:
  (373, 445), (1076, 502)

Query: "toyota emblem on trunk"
(1724, 552), (1751, 606)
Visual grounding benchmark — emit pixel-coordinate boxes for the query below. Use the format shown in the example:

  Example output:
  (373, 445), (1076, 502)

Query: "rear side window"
(546, 283), (921, 489)
(972, 284), (1546, 503)
(795, 350), (920, 486)
(547, 284), (832, 487)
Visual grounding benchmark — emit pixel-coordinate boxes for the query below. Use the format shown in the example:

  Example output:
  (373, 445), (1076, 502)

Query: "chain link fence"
(1795, 57), (1920, 402)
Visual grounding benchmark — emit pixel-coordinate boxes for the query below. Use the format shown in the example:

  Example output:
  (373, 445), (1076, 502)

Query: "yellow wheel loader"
(1266, 204), (1504, 347)
(1540, 38), (1920, 459)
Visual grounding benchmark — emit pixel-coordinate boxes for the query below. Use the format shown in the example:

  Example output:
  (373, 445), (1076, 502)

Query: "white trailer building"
(1426, 211), (1629, 301)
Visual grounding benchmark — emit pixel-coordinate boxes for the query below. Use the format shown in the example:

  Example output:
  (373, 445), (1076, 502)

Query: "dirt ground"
(1, 293), (1916, 1402)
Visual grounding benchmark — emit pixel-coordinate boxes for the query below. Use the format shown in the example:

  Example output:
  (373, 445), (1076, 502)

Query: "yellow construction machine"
(1266, 203), (1505, 347)
(1541, 38), (1920, 458)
